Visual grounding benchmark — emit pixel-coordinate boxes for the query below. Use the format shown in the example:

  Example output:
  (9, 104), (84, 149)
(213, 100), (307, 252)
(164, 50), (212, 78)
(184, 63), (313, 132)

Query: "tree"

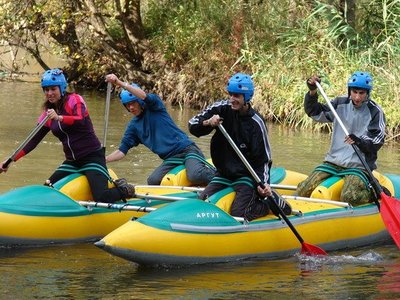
(0, 0), (150, 86)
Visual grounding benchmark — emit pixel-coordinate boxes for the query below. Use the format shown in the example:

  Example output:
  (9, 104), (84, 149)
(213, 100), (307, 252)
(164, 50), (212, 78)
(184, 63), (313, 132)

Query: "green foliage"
(107, 18), (125, 41)
(1, 0), (400, 138)
(142, 0), (400, 138)
(145, 1), (232, 62)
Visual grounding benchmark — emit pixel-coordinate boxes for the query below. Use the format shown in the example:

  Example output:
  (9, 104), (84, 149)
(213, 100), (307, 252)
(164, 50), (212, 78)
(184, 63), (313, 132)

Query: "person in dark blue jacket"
(105, 74), (215, 185)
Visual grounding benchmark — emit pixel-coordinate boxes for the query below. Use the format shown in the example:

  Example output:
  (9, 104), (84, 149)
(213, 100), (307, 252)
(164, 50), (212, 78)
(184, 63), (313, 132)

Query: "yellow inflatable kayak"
(95, 172), (400, 266)
(0, 167), (304, 246)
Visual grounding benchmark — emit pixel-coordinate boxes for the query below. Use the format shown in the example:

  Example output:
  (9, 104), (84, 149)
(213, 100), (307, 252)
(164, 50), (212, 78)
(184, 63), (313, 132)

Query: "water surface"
(0, 81), (400, 299)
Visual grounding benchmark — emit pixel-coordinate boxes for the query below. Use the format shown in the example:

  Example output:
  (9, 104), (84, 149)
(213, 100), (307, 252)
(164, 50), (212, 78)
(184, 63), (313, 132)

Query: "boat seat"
(374, 171), (395, 196)
(160, 158), (214, 187)
(53, 169), (118, 201)
(208, 187), (235, 213)
(310, 171), (395, 201)
(160, 166), (307, 190)
(207, 187), (282, 221)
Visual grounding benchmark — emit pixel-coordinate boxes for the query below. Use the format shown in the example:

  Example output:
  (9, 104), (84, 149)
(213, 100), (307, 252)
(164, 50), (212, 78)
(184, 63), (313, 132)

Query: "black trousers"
(48, 148), (122, 203)
(200, 181), (269, 221)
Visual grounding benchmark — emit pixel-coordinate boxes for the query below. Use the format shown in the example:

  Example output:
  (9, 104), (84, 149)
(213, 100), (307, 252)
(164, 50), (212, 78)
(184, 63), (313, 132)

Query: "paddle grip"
(2, 158), (12, 169)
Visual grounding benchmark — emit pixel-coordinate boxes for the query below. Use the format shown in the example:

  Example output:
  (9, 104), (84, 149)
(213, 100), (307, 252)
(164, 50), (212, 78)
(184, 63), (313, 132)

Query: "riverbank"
(2, 67), (399, 143)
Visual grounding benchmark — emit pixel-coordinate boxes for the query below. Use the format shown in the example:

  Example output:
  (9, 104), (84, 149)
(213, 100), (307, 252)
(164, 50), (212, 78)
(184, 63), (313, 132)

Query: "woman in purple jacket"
(0, 69), (134, 203)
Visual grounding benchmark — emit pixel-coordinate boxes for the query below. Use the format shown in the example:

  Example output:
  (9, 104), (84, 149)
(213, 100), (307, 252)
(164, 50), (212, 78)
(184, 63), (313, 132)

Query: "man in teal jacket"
(105, 74), (215, 185)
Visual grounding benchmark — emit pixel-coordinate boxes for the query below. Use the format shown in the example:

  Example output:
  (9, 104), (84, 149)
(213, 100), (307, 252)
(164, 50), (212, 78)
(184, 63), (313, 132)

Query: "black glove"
(349, 134), (362, 146)
(306, 76), (321, 91)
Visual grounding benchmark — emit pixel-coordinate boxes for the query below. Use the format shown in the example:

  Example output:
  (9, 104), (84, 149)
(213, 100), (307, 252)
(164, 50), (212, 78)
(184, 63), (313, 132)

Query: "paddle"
(1, 115), (51, 173)
(133, 183), (297, 192)
(136, 189), (346, 208)
(79, 201), (158, 213)
(271, 184), (297, 191)
(284, 195), (350, 207)
(135, 192), (196, 202)
(134, 186), (305, 214)
(315, 81), (400, 248)
(102, 82), (112, 148)
(217, 123), (327, 255)
(78, 200), (246, 222)
(134, 185), (204, 192)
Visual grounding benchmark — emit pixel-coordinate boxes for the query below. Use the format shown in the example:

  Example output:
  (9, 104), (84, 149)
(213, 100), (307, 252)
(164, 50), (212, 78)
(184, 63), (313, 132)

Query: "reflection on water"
(1, 82), (400, 298)
(1, 244), (400, 299)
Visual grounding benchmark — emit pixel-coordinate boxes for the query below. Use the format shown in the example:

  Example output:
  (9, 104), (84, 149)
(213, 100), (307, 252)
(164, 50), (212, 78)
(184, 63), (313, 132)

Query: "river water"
(1, 81), (400, 299)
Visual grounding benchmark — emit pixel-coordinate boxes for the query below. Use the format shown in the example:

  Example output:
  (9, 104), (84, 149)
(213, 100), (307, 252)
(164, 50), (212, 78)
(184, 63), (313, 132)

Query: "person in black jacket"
(188, 73), (291, 221)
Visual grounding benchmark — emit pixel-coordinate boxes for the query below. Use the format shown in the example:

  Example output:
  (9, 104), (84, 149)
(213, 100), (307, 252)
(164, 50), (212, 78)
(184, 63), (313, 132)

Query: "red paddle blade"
(380, 192), (400, 249)
(301, 242), (328, 256)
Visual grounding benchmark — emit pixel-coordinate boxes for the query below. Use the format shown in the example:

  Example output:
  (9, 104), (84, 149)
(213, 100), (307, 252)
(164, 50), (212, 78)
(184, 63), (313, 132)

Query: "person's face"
(229, 93), (246, 111)
(350, 88), (368, 108)
(43, 86), (61, 103)
(126, 101), (143, 116)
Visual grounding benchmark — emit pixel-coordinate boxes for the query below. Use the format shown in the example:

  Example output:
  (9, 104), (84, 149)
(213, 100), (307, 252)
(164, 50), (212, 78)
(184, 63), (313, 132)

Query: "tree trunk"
(345, 0), (356, 29)
(83, 0), (149, 82)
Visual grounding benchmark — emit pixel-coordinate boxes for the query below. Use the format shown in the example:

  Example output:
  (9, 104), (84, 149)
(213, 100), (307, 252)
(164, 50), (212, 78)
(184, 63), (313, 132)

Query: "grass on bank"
(144, 0), (400, 139)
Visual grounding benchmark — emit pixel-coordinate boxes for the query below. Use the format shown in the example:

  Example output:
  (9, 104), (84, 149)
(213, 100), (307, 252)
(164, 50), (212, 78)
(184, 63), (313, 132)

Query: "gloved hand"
(348, 134), (362, 145)
(306, 76), (321, 91)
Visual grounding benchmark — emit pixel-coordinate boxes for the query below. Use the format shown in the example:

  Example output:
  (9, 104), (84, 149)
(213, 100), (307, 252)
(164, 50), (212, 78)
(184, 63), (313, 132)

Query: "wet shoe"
(269, 190), (292, 216)
(114, 178), (136, 200)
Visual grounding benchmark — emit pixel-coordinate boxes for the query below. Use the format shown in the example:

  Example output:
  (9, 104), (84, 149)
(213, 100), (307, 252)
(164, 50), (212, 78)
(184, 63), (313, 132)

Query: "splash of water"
(296, 250), (384, 272)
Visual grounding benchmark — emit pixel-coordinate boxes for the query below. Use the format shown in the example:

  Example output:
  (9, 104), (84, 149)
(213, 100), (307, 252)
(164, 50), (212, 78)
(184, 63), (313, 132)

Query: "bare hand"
(344, 136), (355, 144)
(203, 115), (222, 127)
(257, 184), (272, 198)
(105, 74), (119, 85)
(46, 109), (59, 121)
(307, 75), (321, 86)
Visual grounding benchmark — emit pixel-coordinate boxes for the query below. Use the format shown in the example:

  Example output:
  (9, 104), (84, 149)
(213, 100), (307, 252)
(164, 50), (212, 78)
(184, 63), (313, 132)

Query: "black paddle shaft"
(2, 158), (13, 169)
(351, 145), (381, 209)
(268, 194), (305, 243)
(2, 115), (51, 170)
(218, 123), (307, 244)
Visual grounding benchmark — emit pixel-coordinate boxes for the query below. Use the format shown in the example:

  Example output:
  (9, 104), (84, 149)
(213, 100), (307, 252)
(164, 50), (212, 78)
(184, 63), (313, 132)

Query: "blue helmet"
(348, 71), (373, 92)
(120, 83), (145, 108)
(41, 68), (68, 96)
(226, 73), (254, 103)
